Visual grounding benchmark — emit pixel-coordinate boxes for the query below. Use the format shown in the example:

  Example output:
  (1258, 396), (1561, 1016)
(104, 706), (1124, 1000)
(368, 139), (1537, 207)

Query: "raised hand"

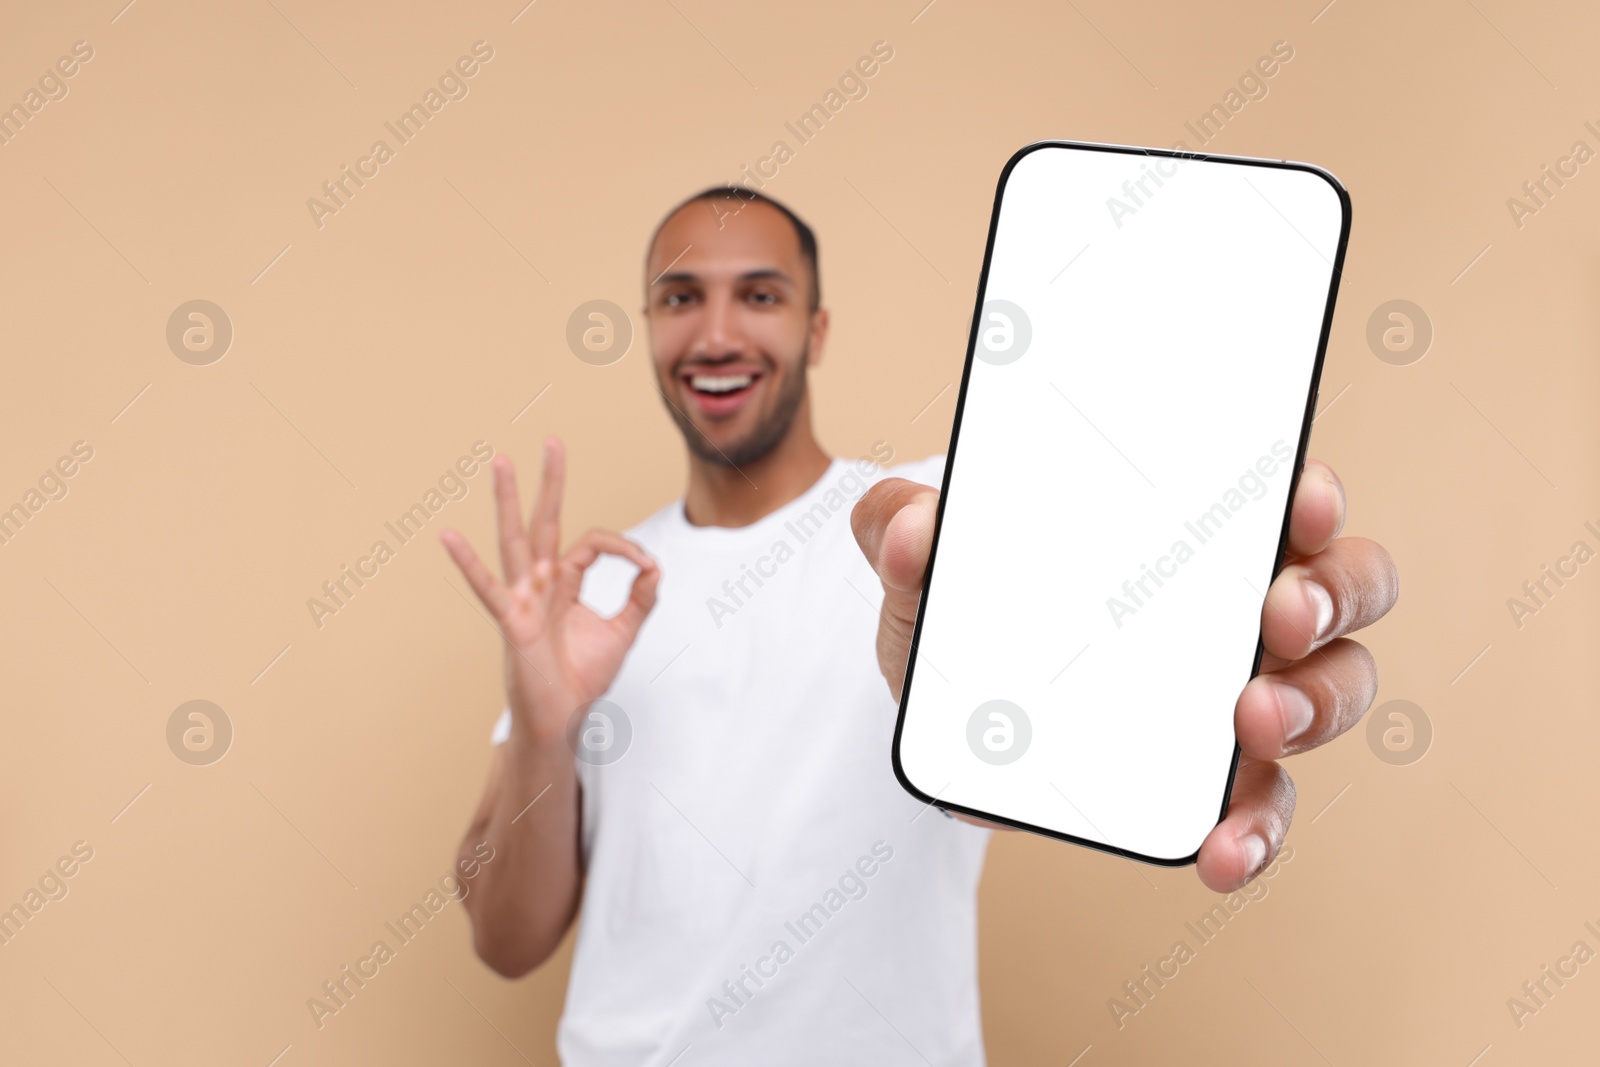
(439, 436), (660, 746)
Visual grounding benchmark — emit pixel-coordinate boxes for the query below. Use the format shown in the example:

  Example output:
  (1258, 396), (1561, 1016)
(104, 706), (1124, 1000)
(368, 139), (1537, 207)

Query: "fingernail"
(1240, 832), (1268, 877)
(1272, 680), (1315, 743)
(1303, 577), (1334, 639)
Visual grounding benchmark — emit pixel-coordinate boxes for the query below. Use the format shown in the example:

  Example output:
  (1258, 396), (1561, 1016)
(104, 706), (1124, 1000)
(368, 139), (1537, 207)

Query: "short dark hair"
(648, 186), (821, 311)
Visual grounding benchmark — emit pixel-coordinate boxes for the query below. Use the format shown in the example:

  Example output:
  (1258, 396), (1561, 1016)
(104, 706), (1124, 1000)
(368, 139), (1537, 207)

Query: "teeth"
(690, 374), (754, 394)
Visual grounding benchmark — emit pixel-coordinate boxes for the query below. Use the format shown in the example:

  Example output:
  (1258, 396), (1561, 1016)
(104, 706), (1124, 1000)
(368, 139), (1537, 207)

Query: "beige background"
(1, 0), (1595, 1063)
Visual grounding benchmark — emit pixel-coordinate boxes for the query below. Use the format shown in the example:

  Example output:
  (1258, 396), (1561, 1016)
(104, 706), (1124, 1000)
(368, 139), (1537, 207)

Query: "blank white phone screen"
(897, 143), (1346, 863)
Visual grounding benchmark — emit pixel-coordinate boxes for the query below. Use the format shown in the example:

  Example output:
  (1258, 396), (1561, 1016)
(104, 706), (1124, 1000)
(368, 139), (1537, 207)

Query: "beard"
(662, 343), (810, 469)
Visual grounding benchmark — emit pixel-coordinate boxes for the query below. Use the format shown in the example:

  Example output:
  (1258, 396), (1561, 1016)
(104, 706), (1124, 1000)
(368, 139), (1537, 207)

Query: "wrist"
(502, 695), (574, 754)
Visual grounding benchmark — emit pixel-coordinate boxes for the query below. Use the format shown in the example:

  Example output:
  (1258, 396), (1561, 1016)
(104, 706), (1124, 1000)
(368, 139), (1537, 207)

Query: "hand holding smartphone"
(893, 141), (1351, 864)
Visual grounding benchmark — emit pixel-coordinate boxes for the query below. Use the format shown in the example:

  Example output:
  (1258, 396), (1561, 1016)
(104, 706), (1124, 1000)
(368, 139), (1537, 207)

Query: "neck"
(682, 419), (831, 528)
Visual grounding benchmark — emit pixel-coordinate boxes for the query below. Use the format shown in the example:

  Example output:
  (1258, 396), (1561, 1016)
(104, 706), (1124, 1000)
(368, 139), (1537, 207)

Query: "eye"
(662, 291), (697, 308)
(747, 290), (778, 306)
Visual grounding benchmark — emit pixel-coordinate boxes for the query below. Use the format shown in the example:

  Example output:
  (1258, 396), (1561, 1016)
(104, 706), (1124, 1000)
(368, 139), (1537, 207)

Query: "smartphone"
(893, 140), (1350, 865)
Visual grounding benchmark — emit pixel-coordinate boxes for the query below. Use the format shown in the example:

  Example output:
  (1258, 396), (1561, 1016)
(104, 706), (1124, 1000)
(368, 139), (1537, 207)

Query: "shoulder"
(621, 496), (684, 547)
(881, 453), (947, 490)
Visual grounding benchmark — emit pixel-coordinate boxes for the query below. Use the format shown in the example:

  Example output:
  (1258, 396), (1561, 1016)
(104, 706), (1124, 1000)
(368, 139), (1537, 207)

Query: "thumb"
(852, 478), (939, 599)
(852, 479), (939, 700)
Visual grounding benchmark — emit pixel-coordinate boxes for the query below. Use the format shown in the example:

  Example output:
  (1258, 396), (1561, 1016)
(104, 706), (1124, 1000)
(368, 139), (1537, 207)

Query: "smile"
(682, 368), (763, 416)
(688, 373), (756, 395)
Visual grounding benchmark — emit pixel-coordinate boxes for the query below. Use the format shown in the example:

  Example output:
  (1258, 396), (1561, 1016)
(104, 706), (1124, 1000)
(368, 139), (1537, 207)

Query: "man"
(440, 187), (1398, 1065)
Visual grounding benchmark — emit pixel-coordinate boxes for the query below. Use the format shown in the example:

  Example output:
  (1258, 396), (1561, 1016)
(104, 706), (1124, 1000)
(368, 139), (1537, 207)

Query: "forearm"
(460, 727), (583, 977)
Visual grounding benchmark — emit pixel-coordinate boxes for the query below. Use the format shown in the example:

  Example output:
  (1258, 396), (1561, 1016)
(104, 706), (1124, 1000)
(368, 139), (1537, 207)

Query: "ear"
(807, 307), (830, 368)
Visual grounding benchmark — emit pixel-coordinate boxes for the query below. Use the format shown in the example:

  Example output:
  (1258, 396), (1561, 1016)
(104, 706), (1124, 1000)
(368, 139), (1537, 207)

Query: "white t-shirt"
(491, 453), (990, 1066)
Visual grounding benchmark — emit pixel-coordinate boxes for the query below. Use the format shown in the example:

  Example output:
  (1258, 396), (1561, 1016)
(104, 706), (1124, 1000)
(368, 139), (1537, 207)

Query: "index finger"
(1286, 459), (1345, 559)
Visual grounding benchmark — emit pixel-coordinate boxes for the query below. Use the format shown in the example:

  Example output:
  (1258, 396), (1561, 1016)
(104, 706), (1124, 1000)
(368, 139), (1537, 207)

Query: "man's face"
(644, 199), (825, 467)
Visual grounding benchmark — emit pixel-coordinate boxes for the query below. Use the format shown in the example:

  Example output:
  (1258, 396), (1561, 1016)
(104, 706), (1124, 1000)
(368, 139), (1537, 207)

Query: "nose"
(691, 287), (747, 362)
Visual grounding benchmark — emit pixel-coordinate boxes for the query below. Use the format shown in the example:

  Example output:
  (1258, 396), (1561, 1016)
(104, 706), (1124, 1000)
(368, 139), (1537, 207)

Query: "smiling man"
(441, 186), (1398, 1065)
